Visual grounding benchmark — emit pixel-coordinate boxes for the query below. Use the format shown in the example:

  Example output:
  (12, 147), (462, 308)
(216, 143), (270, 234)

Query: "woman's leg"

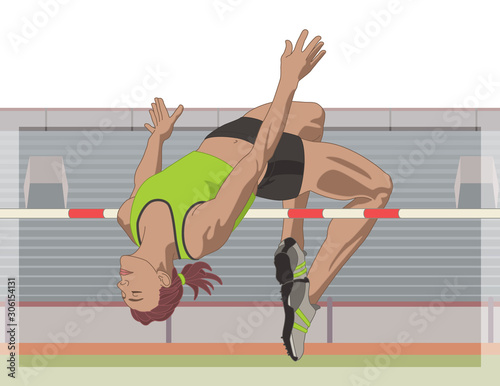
(299, 140), (393, 304)
(244, 101), (324, 142)
(245, 101), (325, 250)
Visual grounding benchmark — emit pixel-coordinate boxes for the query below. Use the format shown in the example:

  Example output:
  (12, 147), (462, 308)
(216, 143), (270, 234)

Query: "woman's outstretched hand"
(145, 97), (184, 141)
(281, 29), (326, 82)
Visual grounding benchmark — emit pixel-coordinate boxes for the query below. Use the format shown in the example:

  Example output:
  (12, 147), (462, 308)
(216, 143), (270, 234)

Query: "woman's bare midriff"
(196, 137), (268, 184)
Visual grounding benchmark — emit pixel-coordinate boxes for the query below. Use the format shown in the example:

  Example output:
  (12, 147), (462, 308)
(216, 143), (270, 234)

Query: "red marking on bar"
(288, 209), (324, 218)
(364, 209), (400, 218)
(68, 209), (105, 218)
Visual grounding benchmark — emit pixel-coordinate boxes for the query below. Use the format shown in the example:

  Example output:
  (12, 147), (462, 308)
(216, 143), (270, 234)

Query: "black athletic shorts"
(205, 116), (304, 200)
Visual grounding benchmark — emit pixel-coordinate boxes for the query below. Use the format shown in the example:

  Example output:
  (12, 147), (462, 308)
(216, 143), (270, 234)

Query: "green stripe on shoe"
(295, 262), (306, 271)
(293, 322), (308, 333)
(294, 268), (307, 277)
(296, 308), (311, 327)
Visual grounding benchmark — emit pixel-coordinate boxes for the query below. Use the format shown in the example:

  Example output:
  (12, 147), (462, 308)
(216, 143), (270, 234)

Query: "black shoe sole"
(280, 277), (310, 362)
(280, 281), (298, 361)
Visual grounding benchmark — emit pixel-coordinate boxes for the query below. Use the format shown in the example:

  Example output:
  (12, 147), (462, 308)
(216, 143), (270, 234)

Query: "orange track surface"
(0, 343), (496, 356)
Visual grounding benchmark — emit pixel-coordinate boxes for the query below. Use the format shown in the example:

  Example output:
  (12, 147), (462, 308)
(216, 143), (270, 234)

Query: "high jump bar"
(1, 208), (500, 219)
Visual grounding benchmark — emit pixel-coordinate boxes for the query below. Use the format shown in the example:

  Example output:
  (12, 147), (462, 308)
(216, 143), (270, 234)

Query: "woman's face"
(117, 255), (164, 312)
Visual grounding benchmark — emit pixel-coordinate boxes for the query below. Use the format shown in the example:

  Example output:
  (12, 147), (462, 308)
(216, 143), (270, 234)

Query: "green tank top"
(130, 151), (255, 259)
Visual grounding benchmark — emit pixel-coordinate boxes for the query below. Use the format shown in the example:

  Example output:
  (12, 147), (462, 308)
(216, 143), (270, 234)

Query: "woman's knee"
(303, 102), (325, 128)
(372, 172), (393, 204)
(310, 103), (325, 141)
(297, 103), (325, 142)
(380, 172), (393, 195)
(310, 102), (325, 125)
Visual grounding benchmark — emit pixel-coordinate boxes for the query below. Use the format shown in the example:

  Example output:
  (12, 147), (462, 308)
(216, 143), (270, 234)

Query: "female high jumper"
(116, 29), (393, 361)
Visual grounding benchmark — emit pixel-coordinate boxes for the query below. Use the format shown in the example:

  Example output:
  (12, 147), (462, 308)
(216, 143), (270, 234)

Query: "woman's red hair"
(130, 261), (222, 326)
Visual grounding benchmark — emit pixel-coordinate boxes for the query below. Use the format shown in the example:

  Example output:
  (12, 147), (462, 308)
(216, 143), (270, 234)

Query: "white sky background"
(1, 0), (500, 108)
